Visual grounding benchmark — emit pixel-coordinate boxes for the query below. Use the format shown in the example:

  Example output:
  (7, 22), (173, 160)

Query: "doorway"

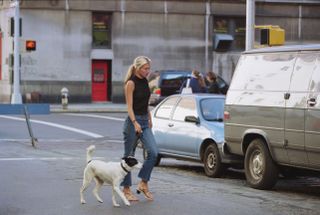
(91, 60), (111, 102)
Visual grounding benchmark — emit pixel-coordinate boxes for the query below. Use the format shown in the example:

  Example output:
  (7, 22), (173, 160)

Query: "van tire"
(245, 138), (278, 189)
(203, 144), (224, 178)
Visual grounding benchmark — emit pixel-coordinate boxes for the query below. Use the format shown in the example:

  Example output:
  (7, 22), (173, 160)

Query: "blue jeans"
(121, 114), (158, 187)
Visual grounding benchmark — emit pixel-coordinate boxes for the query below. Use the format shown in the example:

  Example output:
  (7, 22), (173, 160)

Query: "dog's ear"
(125, 157), (138, 167)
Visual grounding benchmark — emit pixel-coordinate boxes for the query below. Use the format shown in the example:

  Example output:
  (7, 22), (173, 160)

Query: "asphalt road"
(1, 113), (320, 215)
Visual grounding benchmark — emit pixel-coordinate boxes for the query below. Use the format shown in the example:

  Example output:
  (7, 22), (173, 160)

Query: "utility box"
(213, 34), (234, 52)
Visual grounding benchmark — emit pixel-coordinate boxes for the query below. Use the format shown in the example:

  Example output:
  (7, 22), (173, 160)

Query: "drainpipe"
(11, 0), (22, 104)
(205, 1), (210, 73)
(65, 0), (69, 11)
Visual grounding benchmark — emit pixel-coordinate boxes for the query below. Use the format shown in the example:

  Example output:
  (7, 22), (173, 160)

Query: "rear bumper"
(221, 142), (243, 164)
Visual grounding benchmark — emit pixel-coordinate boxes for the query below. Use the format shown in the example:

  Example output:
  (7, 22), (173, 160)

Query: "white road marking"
(0, 138), (123, 143)
(64, 113), (125, 121)
(0, 156), (105, 162)
(0, 115), (103, 138)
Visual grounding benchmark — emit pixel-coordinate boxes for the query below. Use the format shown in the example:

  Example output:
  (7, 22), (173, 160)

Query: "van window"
(290, 53), (317, 92)
(230, 53), (296, 91)
(309, 55), (320, 92)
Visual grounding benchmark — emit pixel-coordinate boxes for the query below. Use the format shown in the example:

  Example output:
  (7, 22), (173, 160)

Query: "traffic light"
(257, 25), (285, 46)
(25, 40), (36, 51)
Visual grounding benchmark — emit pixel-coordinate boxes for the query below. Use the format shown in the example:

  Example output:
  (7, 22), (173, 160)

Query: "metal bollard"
(60, 87), (69, 110)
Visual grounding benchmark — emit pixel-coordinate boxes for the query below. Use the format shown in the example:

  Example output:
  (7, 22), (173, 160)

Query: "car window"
(154, 96), (179, 119)
(161, 73), (188, 87)
(200, 98), (224, 121)
(172, 97), (197, 121)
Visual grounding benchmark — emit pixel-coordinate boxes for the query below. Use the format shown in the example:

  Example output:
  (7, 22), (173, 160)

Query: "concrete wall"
(19, 9), (92, 102)
(111, 11), (208, 102)
(0, 0), (319, 103)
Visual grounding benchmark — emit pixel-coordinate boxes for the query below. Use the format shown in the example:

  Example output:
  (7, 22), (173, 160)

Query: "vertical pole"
(245, 0), (255, 51)
(205, 1), (210, 73)
(11, 0), (22, 104)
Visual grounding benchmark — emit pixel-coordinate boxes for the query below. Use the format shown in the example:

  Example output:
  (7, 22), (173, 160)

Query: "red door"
(92, 60), (108, 102)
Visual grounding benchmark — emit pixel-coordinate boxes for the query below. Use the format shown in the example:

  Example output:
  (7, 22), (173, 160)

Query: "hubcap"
(250, 150), (263, 180)
(207, 152), (217, 169)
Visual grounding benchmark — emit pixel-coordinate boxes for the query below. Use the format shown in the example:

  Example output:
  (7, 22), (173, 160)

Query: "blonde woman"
(121, 56), (158, 201)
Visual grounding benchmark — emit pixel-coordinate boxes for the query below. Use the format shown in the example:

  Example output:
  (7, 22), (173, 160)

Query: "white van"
(224, 44), (320, 189)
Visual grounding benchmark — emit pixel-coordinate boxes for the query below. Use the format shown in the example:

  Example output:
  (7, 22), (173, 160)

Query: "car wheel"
(203, 144), (224, 178)
(143, 148), (161, 166)
(245, 138), (278, 189)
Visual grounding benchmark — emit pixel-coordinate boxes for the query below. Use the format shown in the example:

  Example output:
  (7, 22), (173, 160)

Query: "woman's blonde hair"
(124, 56), (151, 83)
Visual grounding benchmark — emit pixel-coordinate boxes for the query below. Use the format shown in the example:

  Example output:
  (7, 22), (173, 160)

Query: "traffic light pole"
(245, 0), (255, 51)
(11, 0), (22, 104)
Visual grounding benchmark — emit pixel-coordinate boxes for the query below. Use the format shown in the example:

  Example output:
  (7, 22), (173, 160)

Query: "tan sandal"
(136, 185), (154, 201)
(123, 189), (139, 201)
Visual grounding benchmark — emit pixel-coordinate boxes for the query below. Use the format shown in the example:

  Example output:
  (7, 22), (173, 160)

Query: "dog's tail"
(86, 145), (96, 163)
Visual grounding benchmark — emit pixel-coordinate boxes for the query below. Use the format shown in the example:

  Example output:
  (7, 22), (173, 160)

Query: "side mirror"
(185, 116), (200, 124)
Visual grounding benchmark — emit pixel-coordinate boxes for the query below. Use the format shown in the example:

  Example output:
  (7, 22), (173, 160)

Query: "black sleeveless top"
(130, 75), (150, 115)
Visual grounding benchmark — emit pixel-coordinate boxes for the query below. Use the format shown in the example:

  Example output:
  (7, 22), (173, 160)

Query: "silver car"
(150, 93), (240, 177)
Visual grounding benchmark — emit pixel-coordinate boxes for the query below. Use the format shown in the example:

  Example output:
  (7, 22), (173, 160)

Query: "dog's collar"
(121, 162), (130, 173)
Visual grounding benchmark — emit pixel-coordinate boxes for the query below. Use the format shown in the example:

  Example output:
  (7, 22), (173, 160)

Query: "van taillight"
(224, 111), (230, 120)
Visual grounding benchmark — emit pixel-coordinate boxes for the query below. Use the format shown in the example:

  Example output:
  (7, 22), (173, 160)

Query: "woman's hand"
(148, 119), (153, 128)
(133, 121), (142, 134)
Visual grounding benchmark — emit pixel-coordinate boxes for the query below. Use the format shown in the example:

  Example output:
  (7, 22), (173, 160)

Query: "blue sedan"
(150, 94), (240, 177)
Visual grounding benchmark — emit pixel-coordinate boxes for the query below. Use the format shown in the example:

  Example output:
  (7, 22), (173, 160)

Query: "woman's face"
(137, 63), (151, 78)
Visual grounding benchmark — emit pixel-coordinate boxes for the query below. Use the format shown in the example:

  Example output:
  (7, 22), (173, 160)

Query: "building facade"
(0, 0), (319, 103)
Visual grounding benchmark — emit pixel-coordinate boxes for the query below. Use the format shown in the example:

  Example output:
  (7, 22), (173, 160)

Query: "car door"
(305, 53), (320, 169)
(165, 96), (200, 157)
(152, 96), (180, 152)
(285, 52), (315, 166)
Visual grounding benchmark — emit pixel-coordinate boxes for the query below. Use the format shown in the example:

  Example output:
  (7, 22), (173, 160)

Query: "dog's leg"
(93, 177), (104, 203)
(113, 183), (130, 206)
(80, 168), (93, 204)
(111, 187), (120, 207)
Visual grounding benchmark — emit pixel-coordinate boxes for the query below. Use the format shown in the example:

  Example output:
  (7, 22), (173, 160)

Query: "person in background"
(205, 71), (221, 94)
(122, 56), (158, 201)
(189, 70), (207, 93)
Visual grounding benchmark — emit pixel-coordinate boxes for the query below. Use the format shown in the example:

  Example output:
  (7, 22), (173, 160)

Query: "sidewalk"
(50, 102), (128, 113)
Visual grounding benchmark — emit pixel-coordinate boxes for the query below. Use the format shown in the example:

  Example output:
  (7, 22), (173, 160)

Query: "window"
(92, 13), (112, 48)
(213, 16), (246, 50)
(230, 53), (296, 91)
(200, 98), (224, 121)
(154, 97), (179, 119)
(309, 55), (320, 92)
(172, 97), (197, 122)
(290, 53), (317, 92)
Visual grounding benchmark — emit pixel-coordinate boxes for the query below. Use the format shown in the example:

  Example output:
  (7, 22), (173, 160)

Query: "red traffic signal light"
(26, 40), (36, 51)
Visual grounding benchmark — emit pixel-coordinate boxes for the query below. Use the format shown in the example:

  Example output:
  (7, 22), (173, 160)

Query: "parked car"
(149, 93), (241, 177)
(148, 70), (229, 106)
(224, 44), (320, 189)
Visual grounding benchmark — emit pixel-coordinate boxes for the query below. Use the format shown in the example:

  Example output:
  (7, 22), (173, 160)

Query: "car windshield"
(200, 98), (224, 121)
